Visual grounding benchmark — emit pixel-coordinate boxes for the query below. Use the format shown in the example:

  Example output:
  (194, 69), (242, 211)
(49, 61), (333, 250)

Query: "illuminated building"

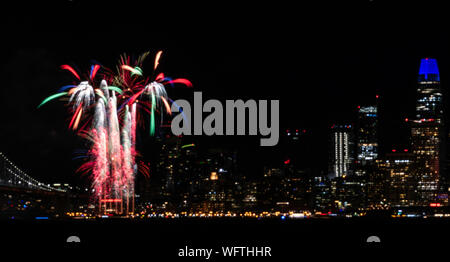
(158, 135), (182, 202)
(356, 105), (378, 167)
(416, 58), (442, 121)
(378, 151), (415, 207)
(354, 103), (380, 208)
(210, 172), (218, 181)
(329, 124), (354, 178)
(280, 168), (313, 211)
(330, 177), (365, 213)
(190, 148), (239, 213)
(328, 124), (365, 212)
(411, 58), (444, 206)
(259, 167), (284, 210)
(241, 179), (258, 210)
(312, 176), (332, 212)
(146, 126), (202, 212)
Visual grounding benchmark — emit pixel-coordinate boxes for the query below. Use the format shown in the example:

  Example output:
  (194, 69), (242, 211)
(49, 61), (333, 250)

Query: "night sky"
(1, 1), (450, 185)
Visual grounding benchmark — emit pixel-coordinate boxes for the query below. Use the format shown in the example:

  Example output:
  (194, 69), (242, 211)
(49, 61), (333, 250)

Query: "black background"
(1, 0), (450, 254)
(2, 1), (450, 184)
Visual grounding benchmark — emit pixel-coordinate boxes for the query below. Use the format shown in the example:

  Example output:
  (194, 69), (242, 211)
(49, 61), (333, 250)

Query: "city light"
(1, 52), (449, 222)
(210, 172), (218, 181)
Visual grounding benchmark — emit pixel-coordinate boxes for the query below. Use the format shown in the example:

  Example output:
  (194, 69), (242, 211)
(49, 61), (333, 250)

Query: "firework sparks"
(39, 51), (192, 215)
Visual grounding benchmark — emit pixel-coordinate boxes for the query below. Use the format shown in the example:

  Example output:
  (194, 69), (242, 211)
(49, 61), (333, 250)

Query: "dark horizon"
(2, 1), (450, 186)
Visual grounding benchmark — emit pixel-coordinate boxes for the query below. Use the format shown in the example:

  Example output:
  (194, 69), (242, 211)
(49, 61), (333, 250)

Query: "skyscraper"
(354, 104), (379, 208)
(356, 105), (378, 167)
(411, 58), (444, 206)
(416, 58), (443, 121)
(156, 135), (182, 209)
(330, 124), (354, 178)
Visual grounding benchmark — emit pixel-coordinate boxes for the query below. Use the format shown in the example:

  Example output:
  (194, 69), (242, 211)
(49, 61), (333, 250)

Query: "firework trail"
(131, 102), (137, 152)
(91, 99), (109, 202)
(107, 93), (122, 208)
(79, 80), (135, 213)
(121, 105), (134, 213)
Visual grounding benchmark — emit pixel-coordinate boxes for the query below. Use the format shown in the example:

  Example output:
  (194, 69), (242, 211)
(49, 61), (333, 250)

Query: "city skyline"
(2, 1), (450, 219)
(2, 56), (450, 218)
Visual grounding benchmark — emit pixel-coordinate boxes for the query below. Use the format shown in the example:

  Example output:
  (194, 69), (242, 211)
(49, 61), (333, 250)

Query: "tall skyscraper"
(356, 105), (378, 167)
(416, 58), (443, 121)
(411, 58), (444, 206)
(156, 135), (182, 209)
(354, 104), (379, 208)
(330, 125), (354, 178)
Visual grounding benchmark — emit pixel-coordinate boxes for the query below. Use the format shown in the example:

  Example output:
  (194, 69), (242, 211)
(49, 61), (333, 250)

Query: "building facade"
(411, 58), (444, 206)
(379, 151), (415, 207)
(330, 124), (355, 178)
(356, 106), (378, 167)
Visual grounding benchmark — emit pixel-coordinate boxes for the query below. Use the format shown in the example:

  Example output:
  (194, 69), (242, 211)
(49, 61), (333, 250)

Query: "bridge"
(0, 152), (66, 193)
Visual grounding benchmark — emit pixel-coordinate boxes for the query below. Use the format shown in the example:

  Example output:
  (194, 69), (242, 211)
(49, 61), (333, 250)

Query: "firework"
(39, 51), (192, 216)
